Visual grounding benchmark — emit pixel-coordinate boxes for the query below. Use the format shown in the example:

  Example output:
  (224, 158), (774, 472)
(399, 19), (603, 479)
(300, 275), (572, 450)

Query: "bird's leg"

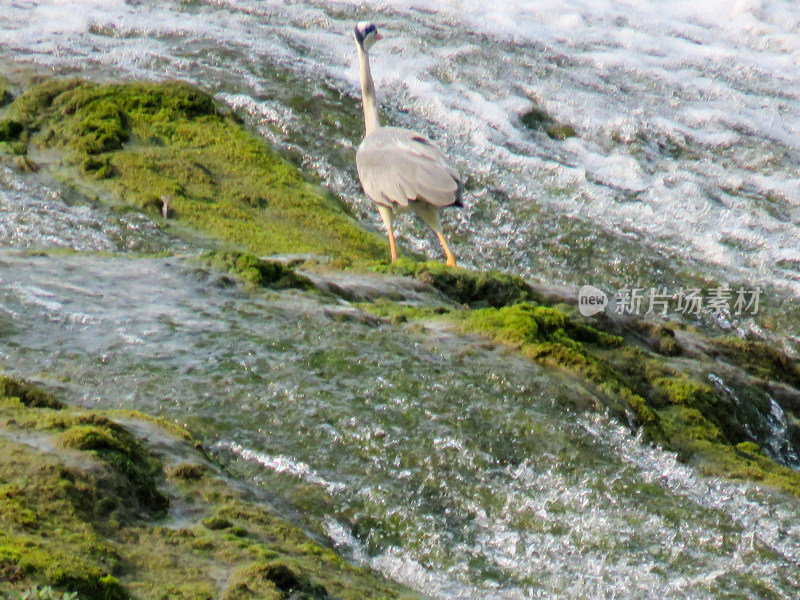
(377, 204), (398, 263)
(412, 203), (457, 267)
(388, 230), (399, 263)
(435, 231), (457, 267)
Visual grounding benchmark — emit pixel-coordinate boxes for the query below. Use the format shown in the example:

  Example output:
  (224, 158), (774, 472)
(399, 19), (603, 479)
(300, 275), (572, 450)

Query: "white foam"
(215, 440), (347, 494)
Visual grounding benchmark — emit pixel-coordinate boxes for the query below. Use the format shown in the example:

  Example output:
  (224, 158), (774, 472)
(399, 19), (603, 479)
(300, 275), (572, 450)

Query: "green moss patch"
(58, 420), (168, 515)
(199, 250), (313, 291)
(455, 303), (622, 352)
(223, 561), (328, 600)
(520, 106), (577, 141)
(0, 377), (420, 599)
(450, 302), (648, 417)
(202, 515), (233, 531)
(373, 260), (539, 308)
(0, 376), (62, 409)
(0, 79), (386, 261)
(0, 76), (13, 107)
(0, 407), (129, 598)
(712, 337), (800, 388)
(170, 463), (206, 481)
(0, 120), (23, 143)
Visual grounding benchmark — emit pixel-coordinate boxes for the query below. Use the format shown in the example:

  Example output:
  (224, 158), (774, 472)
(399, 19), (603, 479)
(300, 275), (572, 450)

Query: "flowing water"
(1, 1), (800, 598)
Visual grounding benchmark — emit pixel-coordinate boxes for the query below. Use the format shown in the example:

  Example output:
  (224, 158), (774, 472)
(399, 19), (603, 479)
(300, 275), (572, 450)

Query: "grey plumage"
(356, 127), (462, 210)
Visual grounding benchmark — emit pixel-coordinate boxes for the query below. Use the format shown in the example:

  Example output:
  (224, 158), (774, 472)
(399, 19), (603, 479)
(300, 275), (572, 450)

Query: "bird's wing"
(356, 127), (462, 209)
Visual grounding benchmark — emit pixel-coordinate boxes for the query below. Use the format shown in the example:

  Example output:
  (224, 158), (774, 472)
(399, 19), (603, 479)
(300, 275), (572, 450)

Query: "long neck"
(357, 45), (380, 136)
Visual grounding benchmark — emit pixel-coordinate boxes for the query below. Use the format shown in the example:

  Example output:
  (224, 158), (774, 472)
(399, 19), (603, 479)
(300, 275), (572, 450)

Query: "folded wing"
(356, 127), (462, 209)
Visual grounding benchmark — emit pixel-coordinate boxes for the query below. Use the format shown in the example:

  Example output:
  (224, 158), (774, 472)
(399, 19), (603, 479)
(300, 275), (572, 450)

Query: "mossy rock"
(1, 78), (83, 138)
(712, 337), (800, 388)
(546, 124), (577, 141)
(0, 376), (422, 599)
(0, 376), (62, 409)
(170, 463), (206, 480)
(0, 430), (129, 599)
(223, 561), (328, 600)
(1, 78), (386, 262)
(455, 303), (622, 351)
(0, 119), (24, 142)
(520, 107), (552, 130)
(81, 155), (114, 179)
(57, 418), (168, 514)
(200, 250), (314, 291)
(374, 260), (539, 308)
(653, 375), (717, 412)
(0, 76), (13, 107)
(520, 106), (577, 140)
(638, 323), (682, 357)
(202, 515), (232, 531)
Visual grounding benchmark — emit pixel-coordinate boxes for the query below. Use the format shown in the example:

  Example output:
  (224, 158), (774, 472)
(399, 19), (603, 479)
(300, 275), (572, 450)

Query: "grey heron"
(353, 21), (463, 267)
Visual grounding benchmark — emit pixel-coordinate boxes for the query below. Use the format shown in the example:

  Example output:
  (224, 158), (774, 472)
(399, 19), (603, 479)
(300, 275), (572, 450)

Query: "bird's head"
(354, 21), (383, 52)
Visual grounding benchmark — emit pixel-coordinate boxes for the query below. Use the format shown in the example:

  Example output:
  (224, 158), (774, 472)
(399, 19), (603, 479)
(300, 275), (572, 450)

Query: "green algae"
(0, 404), (129, 599)
(170, 463), (206, 481)
(545, 124), (578, 141)
(0, 76), (13, 107)
(0, 79), (386, 262)
(202, 515), (233, 531)
(0, 376), (62, 409)
(373, 259), (540, 308)
(198, 250), (313, 291)
(0, 121), (23, 144)
(454, 303), (622, 353)
(58, 422), (168, 515)
(646, 324), (682, 357)
(0, 378), (421, 600)
(223, 561), (327, 600)
(712, 337), (800, 388)
(519, 106), (577, 141)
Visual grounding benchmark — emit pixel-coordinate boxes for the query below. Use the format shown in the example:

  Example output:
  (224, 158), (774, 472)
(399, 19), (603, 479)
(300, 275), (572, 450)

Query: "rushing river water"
(2, 1), (800, 598)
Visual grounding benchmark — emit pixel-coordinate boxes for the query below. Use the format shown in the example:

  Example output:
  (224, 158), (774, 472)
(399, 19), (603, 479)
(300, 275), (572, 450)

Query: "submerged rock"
(520, 105), (577, 140)
(199, 250), (314, 291)
(373, 259), (540, 308)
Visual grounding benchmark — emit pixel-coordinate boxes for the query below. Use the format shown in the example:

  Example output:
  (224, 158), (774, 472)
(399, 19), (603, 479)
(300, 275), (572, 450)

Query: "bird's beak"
(375, 32), (384, 40)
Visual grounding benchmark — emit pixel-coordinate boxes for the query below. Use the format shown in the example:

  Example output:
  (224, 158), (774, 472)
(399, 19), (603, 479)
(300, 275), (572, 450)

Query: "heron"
(353, 21), (463, 267)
